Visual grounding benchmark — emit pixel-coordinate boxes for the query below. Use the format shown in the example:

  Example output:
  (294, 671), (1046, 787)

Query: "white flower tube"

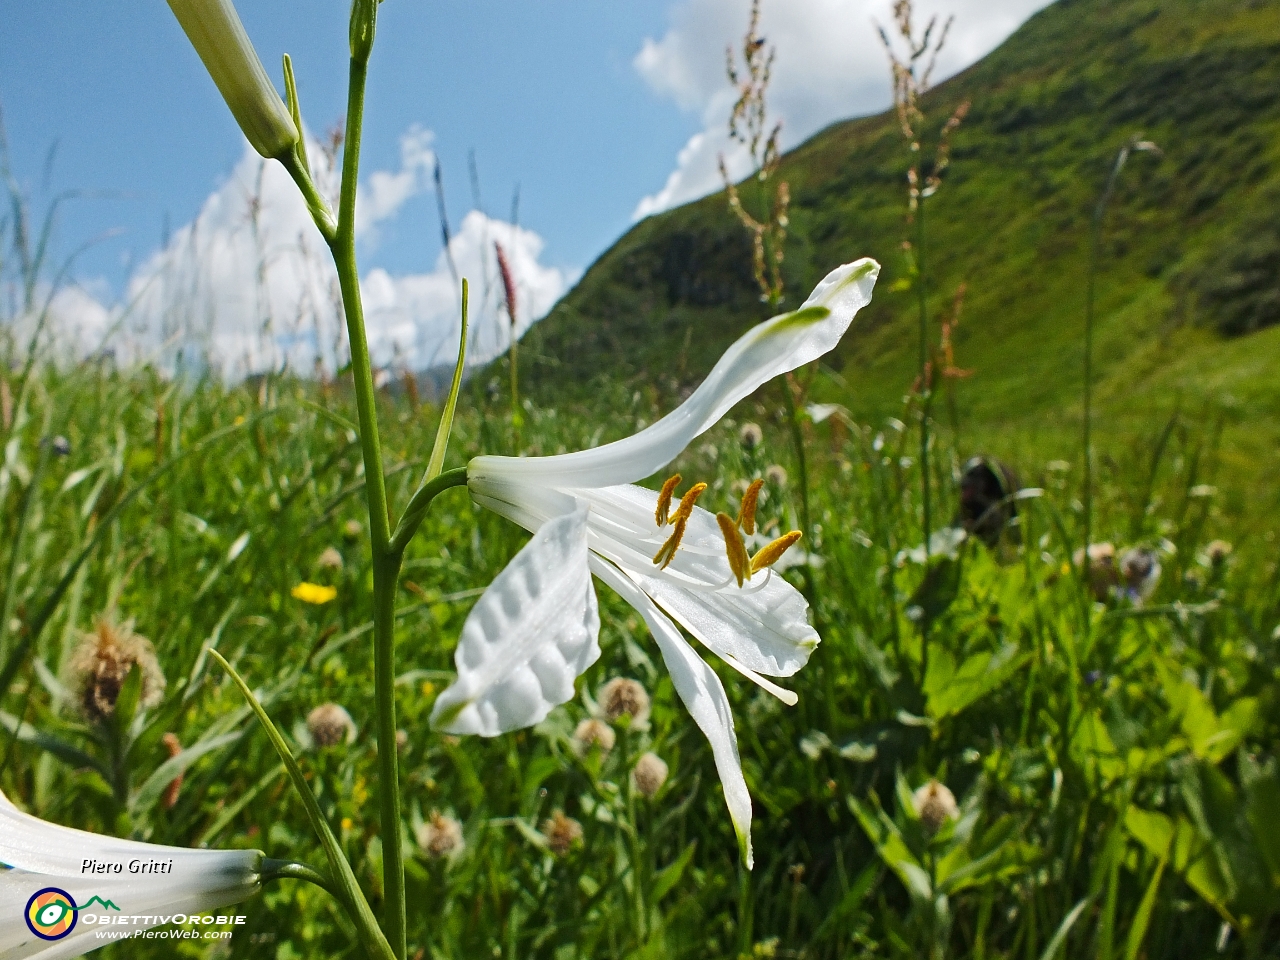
(0, 788), (262, 959)
(437, 258), (879, 868)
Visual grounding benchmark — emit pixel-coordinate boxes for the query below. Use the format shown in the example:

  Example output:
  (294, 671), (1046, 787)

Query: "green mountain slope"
(524, 0), (1280, 497)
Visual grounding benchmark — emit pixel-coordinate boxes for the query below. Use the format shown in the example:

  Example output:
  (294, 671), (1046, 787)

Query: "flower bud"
(307, 703), (356, 748)
(631, 752), (669, 797)
(572, 718), (616, 755)
(67, 617), (165, 725)
(912, 780), (958, 834)
(599, 678), (650, 727)
(167, 0), (299, 159)
(417, 810), (465, 859)
(349, 0), (378, 62)
(541, 810), (583, 856)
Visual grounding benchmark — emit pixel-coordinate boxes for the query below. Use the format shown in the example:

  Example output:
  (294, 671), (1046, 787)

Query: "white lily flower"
(0, 788), (262, 958)
(432, 258), (879, 867)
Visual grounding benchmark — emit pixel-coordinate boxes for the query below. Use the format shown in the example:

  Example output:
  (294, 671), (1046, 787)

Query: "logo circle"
(25, 887), (78, 941)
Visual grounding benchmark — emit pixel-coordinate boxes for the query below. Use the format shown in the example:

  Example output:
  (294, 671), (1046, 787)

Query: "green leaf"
(131, 730), (243, 815)
(1124, 807), (1236, 924)
(925, 644), (1028, 720)
(849, 794), (929, 902)
(1038, 897), (1090, 960)
(1123, 855), (1166, 960)
(651, 840), (697, 902)
(0, 709), (108, 777)
(209, 649), (395, 960)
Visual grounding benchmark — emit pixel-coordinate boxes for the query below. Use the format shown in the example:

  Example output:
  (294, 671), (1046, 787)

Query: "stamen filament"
(750, 530), (803, 575)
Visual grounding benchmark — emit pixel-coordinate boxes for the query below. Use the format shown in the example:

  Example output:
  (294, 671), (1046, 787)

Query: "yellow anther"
(736, 478), (764, 535)
(655, 473), (682, 527)
(672, 482), (707, 525)
(750, 530), (803, 575)
(652, 482), (706, 569)
(652, 517), (688, 569)
(717, 512), (751, 586)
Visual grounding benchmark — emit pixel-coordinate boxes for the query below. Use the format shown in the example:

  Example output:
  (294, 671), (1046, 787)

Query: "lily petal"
(633, 565), (817, 678)
(571, 484), (819, 677)
(589, 557), (755, 869)
(1, 787), (262, 959)
(432, 507), (600, 736)
(469, 258), (879, 490)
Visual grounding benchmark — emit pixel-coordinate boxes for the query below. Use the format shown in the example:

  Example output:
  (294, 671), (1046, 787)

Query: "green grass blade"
(425, 277), (468, 483)
(1039, 897), (1090, 960)
(209, 649), (395, 960)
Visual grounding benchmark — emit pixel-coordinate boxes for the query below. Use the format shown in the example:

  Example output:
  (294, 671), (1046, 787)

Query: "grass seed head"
(599, 678), (650, 727)
(307, 702), (356, 748)
(631, 752), (669, 798)
(68, 616), (166, 725)
(912, 780), (958, 834)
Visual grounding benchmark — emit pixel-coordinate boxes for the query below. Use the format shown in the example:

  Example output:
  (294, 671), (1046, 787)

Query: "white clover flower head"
(0, 787), (263, 956)
(598, 678), (650, 727)
(417, 811), (465, 860)
(1204, 539), (1233, 566)
(631, 752), (669, 798)
(430, 259), (880, 868)
(67, 617), (165, 725)
(739, 422), (764, 450)
(343, 519), (364, 541)
(764, 464), (788, 488)
(572, 718), (616, 754)
(541, 811), (584, 856)
(317, 547), (344, 570)
(912, 780), (958, 834)
(1074, 542), (1119, 600)
(1120, 547), (1161, 604)
(307, 703), (356, 748)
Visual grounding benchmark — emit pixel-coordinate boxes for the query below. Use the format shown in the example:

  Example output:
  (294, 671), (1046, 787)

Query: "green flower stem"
(916, 190), (934, 689)
(326, 44), (406, 958)
(262, 858), (340, 900)
(390, 467), (469, 556)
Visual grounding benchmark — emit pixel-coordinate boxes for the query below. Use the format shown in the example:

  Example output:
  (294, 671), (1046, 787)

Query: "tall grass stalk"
(879, 0), (968, 684)
(1083, 136), (1159, 560)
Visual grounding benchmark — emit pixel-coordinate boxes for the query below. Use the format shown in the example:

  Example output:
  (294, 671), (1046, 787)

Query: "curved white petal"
(0, 788), (261, 959)
(432, 508), (601, 736)
(589, 557), (754, 869)
(470, 258), (879, 489)
(634, 567), (818, 678)
(571, 484), (819, 677)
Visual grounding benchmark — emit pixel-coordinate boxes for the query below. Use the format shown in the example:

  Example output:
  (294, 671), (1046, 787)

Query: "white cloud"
(633, 0), (1055, 217)
(23, 127), (570, 380)
(355, 124), (436, 240)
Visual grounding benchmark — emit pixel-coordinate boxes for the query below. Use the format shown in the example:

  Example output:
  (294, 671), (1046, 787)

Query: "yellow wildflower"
(292, 582), (337, 604)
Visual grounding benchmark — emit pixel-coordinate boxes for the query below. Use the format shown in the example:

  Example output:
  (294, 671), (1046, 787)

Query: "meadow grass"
(0, 351), (1276, 958)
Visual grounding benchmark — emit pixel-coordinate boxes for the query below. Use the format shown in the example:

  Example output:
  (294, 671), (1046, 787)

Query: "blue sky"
(0, 0), (1051, 372)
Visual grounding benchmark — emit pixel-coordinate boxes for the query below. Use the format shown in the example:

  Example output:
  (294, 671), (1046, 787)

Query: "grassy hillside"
(525, 0), (1280, 516)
